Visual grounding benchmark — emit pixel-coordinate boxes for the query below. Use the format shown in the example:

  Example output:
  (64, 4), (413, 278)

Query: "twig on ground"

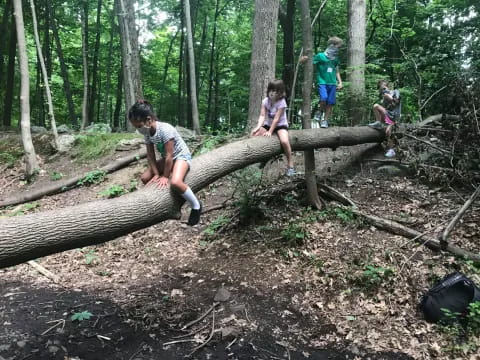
(439, 184), (480, 248)
(171, 324), (209, 339)
(181, 302), (219, 331)
(128, 342), (146, 360)
(28, 260), (60, 283)
(403, 133), (450, 155)
(41, 319), (65, 336)
(226, 337), (237, 350)
(163, 339), (198, 347)
(187, 305), (216, 357)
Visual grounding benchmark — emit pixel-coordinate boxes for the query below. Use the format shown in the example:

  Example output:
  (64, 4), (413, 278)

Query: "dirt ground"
(1, 137), (480, 360)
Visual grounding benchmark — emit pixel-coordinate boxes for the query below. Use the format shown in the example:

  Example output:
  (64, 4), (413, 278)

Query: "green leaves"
(71, 311), (93, 322)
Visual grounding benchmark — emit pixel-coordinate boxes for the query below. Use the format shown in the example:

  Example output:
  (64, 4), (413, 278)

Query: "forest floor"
(1, 132), (480, 360)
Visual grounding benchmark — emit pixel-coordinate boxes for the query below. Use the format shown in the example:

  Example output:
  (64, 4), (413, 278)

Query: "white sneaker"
(368, 121), (383, 129)
(320, 119), (329, 128)
(286, 167), (296, 177)
(385, 149), (396, 158)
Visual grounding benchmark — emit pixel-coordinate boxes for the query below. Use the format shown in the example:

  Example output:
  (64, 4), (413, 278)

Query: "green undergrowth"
(0, 137), (23, 167)
(72, 133), (141, 162)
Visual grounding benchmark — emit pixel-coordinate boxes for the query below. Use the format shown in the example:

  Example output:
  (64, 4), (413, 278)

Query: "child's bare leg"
(319, 100), (327, 113)
(373, 104), (386, 122)
(141, 159), (165, 184)
(277, 129), (293, 168)
(169, 160), (189, 193)
(325, 104), (333, 120)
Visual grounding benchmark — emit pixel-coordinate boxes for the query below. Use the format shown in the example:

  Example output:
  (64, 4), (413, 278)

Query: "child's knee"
(140, 173), (151, 184)
(170, 178), (183, 190)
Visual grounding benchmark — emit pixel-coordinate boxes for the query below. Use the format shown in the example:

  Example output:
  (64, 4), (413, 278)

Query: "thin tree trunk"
(177, 5), (185, 127)
(184, 0), (200, 134)
(347, 0), (366, 125)
(113, 66), (123, 129)
(102, 2), (116, 125)
(50, 3), (76, 127)
(158, 30), (178, 118)
(0, 0), (13, 90)
(42, 0), (52, 78)
(13, 0), (39, 177)
(300, 0), (322, 210)
(206, 0), (219, 129)
(247, 0), (280, 130)
(29, 0), (60, 149)
(3, 16), (16, 128)
(80, 2), (89, 130)
(278, 0), (295, 97)
(89, 0), (103, 124)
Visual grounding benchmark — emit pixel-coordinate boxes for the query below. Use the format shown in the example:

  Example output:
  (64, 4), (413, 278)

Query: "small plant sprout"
(98, 184), (128, 198)
(50, 171), (64, 181)
(77, 170), (107, 186)
(71, 311), (93, 322)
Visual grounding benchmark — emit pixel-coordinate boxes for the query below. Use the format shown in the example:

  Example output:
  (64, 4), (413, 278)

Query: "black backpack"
(420, 272), (480, 323)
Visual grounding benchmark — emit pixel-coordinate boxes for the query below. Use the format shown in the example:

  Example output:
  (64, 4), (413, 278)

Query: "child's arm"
(158, 140), (175, 187)
(264, 107), (285, 137)
(250, 104), (266, 136)
(146, 143), (160, 177)
(336, 68), (343, 90)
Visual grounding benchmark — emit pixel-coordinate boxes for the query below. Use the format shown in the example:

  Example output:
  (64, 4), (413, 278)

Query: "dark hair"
(128, 100), (155, 123)
(377, 79), (389, 90)
(266, 79), (286, 99)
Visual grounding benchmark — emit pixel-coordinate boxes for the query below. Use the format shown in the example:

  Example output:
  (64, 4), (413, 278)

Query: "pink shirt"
(262, 97), (288, 127)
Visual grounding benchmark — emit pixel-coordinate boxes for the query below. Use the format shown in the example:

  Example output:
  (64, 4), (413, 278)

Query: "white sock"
(181, 187), (201, 210)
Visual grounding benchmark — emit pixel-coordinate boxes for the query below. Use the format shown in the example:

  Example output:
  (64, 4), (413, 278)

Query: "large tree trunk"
(346, 0), (366, 125)
(50, 3), (76, 127)
(29, 0), (60, 149)
(116, 0), (143, 131)
(13, 0), (39, 178)
(247, 0), (280, 130)
(102, 3), (116, 125)
(299, 0), (322, 210)
(205, 0), (219, 129)
(184, 0), (200, 134)
(0, 127), (384, 269)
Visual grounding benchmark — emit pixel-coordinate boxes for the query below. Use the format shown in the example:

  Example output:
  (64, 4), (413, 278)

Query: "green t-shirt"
(313, 52), (339, 85)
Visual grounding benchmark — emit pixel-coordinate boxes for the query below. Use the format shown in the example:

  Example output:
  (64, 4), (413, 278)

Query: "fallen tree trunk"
(0, 127), (383, 269)
(0, 149), (147, 207)
(416, 114), (460, 128)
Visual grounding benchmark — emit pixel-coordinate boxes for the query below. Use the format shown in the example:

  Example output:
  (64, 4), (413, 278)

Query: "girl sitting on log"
(128, 100), (201, 226)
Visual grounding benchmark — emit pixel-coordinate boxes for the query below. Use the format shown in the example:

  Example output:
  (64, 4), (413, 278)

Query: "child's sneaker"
(385, 149), (396, 158)
(368, 121), (383, 129)
(187, 202), (202, 226)
(286, 167), (296, 177)
(320, 115), (329, 128)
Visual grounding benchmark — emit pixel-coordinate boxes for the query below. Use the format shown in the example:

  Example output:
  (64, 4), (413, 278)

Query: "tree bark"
(113, 66), (123, 129)
(347, 0), (366, 125)
(50, 3), (77, 127)
(88, 0), (103, 124)
(205, 0), (219, 129)
(116, 0), (143, 131)
(278, 0), (295, 97)
(0, 127), (384, 268)
(247, 0), (280, 130)
(13, 0), (39, 177)
(102, 3), (117, 125)
(299, 0), (322, 210)
(0, 0), (12, 91)
(80, 2), (89, 130)
(184, 0), (201, 134)
(29, 0), (60, 149)
(3, 12), (16, 128)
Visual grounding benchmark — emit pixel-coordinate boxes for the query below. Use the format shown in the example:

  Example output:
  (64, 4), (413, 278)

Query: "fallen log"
(0, 127), (383, 269)
(0, 149), (147, 208)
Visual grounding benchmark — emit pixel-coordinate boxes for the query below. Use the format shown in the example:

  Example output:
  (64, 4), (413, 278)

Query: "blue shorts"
(318, 84), (337, 105)
(175, 153), (192, 167)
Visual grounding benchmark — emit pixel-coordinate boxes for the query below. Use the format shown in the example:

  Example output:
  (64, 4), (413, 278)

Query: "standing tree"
(80, 1), (89, 130)
(29, 0), (60, 149)
(347, 0), (366, 125)
(247, 0), (280, 130)
(300, 0), (323, 209)
(3, 4), (15, 128)
(12, 0), (38, 177)
(116, 0), (143, 130)
(184, 0), (200, 134)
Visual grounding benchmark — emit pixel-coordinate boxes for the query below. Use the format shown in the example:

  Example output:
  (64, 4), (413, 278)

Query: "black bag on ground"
(420, 272), (480, 323)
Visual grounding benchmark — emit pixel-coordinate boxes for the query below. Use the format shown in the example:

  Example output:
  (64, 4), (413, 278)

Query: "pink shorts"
(384, 114), (395, 125)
